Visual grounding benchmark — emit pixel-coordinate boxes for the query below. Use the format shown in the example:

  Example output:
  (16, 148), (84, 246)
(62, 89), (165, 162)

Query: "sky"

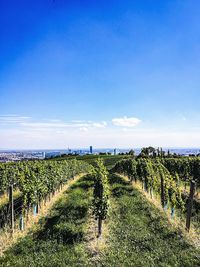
(0, 0), (200, 149)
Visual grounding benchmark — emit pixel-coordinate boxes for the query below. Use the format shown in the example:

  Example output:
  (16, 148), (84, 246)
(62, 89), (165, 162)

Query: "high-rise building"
(114, 148), (117, 155)
(90, 146), (93, 154)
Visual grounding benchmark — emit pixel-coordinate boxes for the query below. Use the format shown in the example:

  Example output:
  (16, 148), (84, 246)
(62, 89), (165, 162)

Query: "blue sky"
(0, 0), (200, 149)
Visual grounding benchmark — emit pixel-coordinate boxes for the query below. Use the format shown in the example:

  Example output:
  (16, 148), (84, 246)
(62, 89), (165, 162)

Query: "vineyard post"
(150, 188), (153, 199)
(144, 178), (148, 192)
(33, 204), (37, 216)
(19, 214), (24, 231)
(36, 203), (39, 214)
(98, 217), (102, 237)
(9, 185), (14, 234)
(160, 175), (165, 208)
(186, 180), (195, 232)
(171, 207), (175, 218)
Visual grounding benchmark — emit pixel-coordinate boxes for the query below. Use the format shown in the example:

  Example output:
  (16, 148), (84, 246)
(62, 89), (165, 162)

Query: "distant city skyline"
(1, 1), (200, 149)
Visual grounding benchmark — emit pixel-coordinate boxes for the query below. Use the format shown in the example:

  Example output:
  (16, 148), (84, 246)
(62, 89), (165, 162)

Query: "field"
(0, 168), (200, 266)
(101, 174), (200, 266)
(0, 174), (93, 266)
(49, 154), (131, 169)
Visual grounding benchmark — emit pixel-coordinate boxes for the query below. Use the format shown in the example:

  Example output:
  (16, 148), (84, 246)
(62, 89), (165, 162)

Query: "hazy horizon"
(1, 147), (200, 152)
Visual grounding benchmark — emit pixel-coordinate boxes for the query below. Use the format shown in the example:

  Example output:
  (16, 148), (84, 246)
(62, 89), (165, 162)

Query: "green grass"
(0, 175), (94, 267)
(100, 174), (200, 267)
(1, 173), (199, 267)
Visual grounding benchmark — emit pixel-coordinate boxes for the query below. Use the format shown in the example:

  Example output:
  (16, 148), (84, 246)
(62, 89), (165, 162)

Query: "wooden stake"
(97, 217), (102, 237)
(186, 180), (195, 232)
(160, 176), (165, 208)
(9, 185), (14, 234)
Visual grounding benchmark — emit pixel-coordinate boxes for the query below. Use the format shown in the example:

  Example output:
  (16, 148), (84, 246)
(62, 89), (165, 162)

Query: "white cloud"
(2, 115), (200, 149)
(20, 121), (107, 129)
(0, 115), (107, 131)
(92, 122), (106, 128)
(0, 115), (31, 124)
(79, 127), (89, 132)
(112, 116), (141, 127)
(122, 128), (128, 132)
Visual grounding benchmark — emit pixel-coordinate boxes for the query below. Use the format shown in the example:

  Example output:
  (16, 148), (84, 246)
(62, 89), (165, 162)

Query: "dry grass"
(179, 183), (200, 201)
(0, 190), (21, 208)
(119, 174), (200, 249)
(86, 209), (110, 264)
(0, 174), (85, 256)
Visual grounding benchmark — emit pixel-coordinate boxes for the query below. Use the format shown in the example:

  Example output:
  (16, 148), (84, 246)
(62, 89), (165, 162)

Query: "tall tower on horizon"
(90, 146), (93, 154)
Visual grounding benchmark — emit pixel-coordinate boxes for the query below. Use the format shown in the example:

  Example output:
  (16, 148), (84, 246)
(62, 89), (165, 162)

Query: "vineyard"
(0, 159), (91, 232)
(113, 157), (200, 232)
(0, 155), (200, 266)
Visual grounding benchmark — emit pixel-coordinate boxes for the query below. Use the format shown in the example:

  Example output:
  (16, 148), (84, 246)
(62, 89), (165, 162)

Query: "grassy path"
(0, 175), (94, 267)
(1, 173), (200, 266)
(98, 174), (200, 267)
(0, 174), (86, 256)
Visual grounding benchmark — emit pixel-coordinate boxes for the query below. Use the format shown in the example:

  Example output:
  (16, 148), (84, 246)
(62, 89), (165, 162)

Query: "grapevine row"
(0, 159), (91, 215)
(112, 158), (184, 210)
